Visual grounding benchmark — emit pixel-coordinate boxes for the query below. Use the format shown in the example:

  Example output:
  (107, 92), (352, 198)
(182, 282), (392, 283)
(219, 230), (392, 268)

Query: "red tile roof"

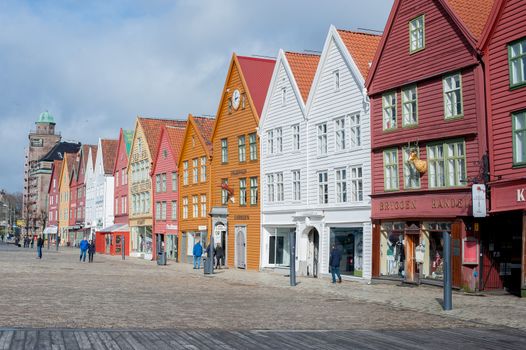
(63, 152), (76, 182)
(445, 0), (496, 40)
(285, 52), (320, 103)
(192, 116), (215, 154)
(337, 30), (382, 79)
(101, 139), (119, 175)
(138, 117), (187, 161)
(164, 126), (187, 164)
(237, 56), (276, 117)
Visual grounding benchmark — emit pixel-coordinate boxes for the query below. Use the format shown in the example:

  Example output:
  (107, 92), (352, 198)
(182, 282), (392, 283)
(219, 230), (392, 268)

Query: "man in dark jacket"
(88, 240), (95, 263)
(214, 244), (224, 269)
(79, 238), (89, 262)
(36, 236), (44, 259)
(329, 245), (342, 284)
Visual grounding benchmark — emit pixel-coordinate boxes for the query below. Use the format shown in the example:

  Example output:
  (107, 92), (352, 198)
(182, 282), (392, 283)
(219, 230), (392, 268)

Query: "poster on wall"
(462, 237), (479, 265)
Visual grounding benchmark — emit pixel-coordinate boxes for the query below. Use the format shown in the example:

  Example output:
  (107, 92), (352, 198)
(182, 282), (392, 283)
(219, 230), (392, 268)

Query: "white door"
(235, 226), (246, 269)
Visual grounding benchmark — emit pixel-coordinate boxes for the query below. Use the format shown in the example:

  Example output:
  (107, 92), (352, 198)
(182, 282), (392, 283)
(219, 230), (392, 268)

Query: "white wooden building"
(84, 146), (97, 237)
(259, 26), (381, 281)
(93, 139), (118, 237)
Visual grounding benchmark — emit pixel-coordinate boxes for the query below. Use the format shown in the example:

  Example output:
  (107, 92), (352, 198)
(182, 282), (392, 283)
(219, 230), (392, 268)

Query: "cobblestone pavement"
(0, 242), (524, 333)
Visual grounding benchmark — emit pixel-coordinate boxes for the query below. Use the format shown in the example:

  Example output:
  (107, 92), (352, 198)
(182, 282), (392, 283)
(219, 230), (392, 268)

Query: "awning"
(98, 223), (129, 233)
(43, 226), (58, 235)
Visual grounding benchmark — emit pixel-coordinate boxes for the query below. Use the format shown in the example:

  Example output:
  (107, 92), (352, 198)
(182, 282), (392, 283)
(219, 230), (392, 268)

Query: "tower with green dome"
(35, 110), (57, 135)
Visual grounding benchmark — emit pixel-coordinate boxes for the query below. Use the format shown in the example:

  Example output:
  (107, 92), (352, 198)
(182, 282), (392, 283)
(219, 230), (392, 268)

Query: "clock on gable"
(232, 89), (241, 110)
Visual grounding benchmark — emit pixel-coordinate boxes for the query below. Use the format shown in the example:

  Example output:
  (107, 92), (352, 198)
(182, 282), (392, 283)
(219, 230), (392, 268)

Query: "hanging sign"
(472, 184), (486, 218)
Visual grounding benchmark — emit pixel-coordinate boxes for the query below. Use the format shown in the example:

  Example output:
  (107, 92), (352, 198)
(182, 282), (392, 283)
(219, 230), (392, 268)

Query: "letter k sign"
(517, 189), (525, 202)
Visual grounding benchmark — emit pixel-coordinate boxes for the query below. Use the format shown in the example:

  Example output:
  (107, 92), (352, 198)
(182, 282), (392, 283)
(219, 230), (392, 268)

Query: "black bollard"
(443, 231), (452, 310)
(289, 231), (296, 286)
(122, 235), (125, 260)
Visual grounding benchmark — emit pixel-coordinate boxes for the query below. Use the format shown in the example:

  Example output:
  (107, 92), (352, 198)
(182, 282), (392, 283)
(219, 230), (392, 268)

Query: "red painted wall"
(47, 160), (61, 227)
(113, 130), (129, 225)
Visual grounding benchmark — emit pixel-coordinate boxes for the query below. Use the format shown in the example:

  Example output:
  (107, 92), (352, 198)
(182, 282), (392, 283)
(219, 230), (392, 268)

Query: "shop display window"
(421, 222), (451, 281)
(330, 227), (363, 277)
(268, 228), (291, 267)
(380, 222), (405, 278)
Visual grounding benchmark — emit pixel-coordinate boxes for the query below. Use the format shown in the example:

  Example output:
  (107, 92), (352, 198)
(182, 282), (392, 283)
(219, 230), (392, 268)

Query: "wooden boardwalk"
(0, 327), (525, 349)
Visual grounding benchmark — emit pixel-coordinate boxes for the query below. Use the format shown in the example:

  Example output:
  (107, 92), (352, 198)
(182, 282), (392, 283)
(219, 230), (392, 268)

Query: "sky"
(0, 0), (393, 193)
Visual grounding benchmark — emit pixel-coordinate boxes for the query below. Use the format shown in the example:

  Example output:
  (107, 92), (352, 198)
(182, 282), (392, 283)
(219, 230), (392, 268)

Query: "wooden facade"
(480, 0), (526, 295)
(47, 160), (62, 229)
(178, 115), (214, 264)
(58, 153), (74, 245)
(366, 0), (494, 290)
(113, 129), (133, 226)
(210, 54), (275, 270)
(152, 125), (186, 261)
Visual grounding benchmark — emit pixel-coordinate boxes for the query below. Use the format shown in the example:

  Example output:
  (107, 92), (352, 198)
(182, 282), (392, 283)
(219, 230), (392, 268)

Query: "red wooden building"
(480, 0), (526, 296)
(152, 124), (186, 261)
(366, 0), (495, 290)
(46, 159), (62, 240)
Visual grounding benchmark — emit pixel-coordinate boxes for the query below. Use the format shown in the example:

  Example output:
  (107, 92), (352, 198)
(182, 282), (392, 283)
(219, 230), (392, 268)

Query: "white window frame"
(335, 168), (347, 203)
(335, 117), (346, 151)
(292, 170), (301, 201)
(402, 85), (418, 126)
(318, 171), (328, 204)
(292, 124), (300, 151)
(317, 123), (327, 156)
(443, 73), (463, 119)
(382, 92), (397, 130)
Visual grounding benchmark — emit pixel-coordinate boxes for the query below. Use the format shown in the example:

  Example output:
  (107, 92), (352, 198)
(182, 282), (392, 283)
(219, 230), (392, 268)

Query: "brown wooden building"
(178, 114), (215, 264)
(210, 54), (275, 270)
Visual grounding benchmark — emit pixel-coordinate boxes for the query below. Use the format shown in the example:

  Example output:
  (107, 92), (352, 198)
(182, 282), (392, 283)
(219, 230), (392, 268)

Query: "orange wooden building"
(178, 114), (215, 264)
(209, 54), (275, 270)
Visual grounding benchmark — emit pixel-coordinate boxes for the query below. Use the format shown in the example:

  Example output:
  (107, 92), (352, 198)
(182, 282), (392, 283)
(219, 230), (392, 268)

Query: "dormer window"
(333, 70), (340, 91)
(409, 15), (425, 53)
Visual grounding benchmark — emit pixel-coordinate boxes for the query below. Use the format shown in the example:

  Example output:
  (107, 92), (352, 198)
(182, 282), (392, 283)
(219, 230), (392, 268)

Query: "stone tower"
(23, 111), (61, 236)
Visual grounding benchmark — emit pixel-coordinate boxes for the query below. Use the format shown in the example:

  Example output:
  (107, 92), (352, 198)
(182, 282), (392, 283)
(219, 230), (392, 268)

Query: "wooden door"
(404, 234), (419, 283)
(372, 223), (380, 277)
(235, 226), (246, 269)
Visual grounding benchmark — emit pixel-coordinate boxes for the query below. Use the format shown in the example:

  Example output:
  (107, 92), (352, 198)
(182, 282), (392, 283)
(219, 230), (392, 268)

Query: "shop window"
(380, 222), (405, 278)
(421, 222), (451, 281)
(268, 228), (291, 266)
(330, 227), (364, 277)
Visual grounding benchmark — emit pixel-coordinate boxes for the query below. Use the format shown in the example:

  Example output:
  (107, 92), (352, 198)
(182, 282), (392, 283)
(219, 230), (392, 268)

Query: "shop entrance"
(405, 232), (420, 283)
(105, 234), (111, 254)
(481, 212), (522, 295)
(307, 228), (319, 278)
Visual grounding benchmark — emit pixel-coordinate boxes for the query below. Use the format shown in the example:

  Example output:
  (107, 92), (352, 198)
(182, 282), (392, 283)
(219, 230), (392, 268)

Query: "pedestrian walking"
(329, 245), (342, 284)
(214, 244), (224, 269)
(36, 235), (44, 259)
(30, 236), (34, 249)
(88, 240), (95, 263)
(79, 237), (89, 262)
(192, 240), (203, 269)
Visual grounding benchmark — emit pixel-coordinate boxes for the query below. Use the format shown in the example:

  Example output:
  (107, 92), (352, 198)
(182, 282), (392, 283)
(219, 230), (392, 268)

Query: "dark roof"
(39, 141), (82, 162)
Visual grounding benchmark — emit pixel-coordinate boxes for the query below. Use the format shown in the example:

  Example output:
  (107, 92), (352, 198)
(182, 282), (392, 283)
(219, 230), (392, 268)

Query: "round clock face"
(232, 89), (241, 110)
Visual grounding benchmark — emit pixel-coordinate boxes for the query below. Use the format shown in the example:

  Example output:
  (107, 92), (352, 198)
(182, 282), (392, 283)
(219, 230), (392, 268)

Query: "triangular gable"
(113, 129), (129, 175)
(137, 117), (186, 163)
(58, 152), (75, 192)
(47, 160), (63, 194)
(260, 49), (319, 129)
(152, 124), (187, 173)
(178, 114), (215, 169)
(211, 53), (275, 140)
(101, 139), (119, 175)
(306, 26), (373, 113)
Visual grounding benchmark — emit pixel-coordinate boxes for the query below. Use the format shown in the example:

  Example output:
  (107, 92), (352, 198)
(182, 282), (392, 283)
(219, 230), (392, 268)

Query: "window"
(267, 174), (275, 202)
(268, 228), (291, 266)
(116, 170), (119, 187)
(221, 179), (229, 205)
(239, 178), (247, 205)
(183, 161), (188, 185)
(155, 202), (161, 220)
(317, 123), (327, 155)
(292, 124), (300, 151)
(238, 135), (246, 162)
(350, 166), (363, 202)
(200, 195), (206, 218)
(281, 87), (287, 106)
(137, 137), (142, 154)
(122, 196), (127, 214)
(200, 157), (207, 182)
(276, 173), (284, 202)
(249, 133), (257, 160)
(161, 173), (167, 192)
(221, 138), (228, 163)
(192, 195), (198, 218)
(157, 174), (162, 192)
(334, 70), (340, 90)
(292, 170), (301, 201)
(402, 86), (418, 126)
(162, 201), (167, 220)
(192, 159), (198, 183)
(382, 92), (397, 130)
(335, 117), (346, 151)
(509, 38), (526, 87)
(443, 73), (463, 118)
(182, 197), (188, 219)
(350, 114), (361, 148)
(172, 172), (177, 191)
(122, 168), (126, 185)
(318, 171), (329, 204)
(250, 177), (258, 205)
(267, 130), (274, 155)
(384, 149), (399, 191)
(336, 168), (347, 203)
(276, 128), (283, 153)
(409, 15), (425, 52)
(172, 200), (177, 220)
(513, 111), (526, 165)
(428, 140), (466, 187)
(403, 147), (421, 189)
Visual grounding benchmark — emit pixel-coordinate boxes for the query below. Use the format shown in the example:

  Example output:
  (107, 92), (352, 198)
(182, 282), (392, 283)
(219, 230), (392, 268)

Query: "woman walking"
(88, 240), (95, 263)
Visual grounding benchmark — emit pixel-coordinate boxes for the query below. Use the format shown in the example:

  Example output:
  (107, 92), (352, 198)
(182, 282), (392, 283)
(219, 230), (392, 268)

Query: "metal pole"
(443, 231), (452, 310)
(122, 234), (125, 260)
(289, 230), (296, 286)
(56, 234), (59, 251)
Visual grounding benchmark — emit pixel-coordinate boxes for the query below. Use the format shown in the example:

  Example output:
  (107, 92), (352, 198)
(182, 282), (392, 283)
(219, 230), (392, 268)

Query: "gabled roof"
(192, 116), (215, 154)
(477, 0), (506, 50)
(122, 130), (134, 156)
(153, 125), (187, 172)
(89, 145), (98, 171)
(445, 0), (496, 41)
(59, 152), (76, 190)
(137, 117), (186, 161)
(336, 30), (382, 80)
(47, 160), (63, 194)
(237, 56), (276, 117)
(39, 141), (81, 162)
(284, 52), (320, 103)
(100, 139), (119, 175)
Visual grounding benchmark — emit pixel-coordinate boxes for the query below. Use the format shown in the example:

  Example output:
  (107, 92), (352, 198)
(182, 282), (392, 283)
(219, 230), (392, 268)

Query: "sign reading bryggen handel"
(472, 184), (486, 218)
